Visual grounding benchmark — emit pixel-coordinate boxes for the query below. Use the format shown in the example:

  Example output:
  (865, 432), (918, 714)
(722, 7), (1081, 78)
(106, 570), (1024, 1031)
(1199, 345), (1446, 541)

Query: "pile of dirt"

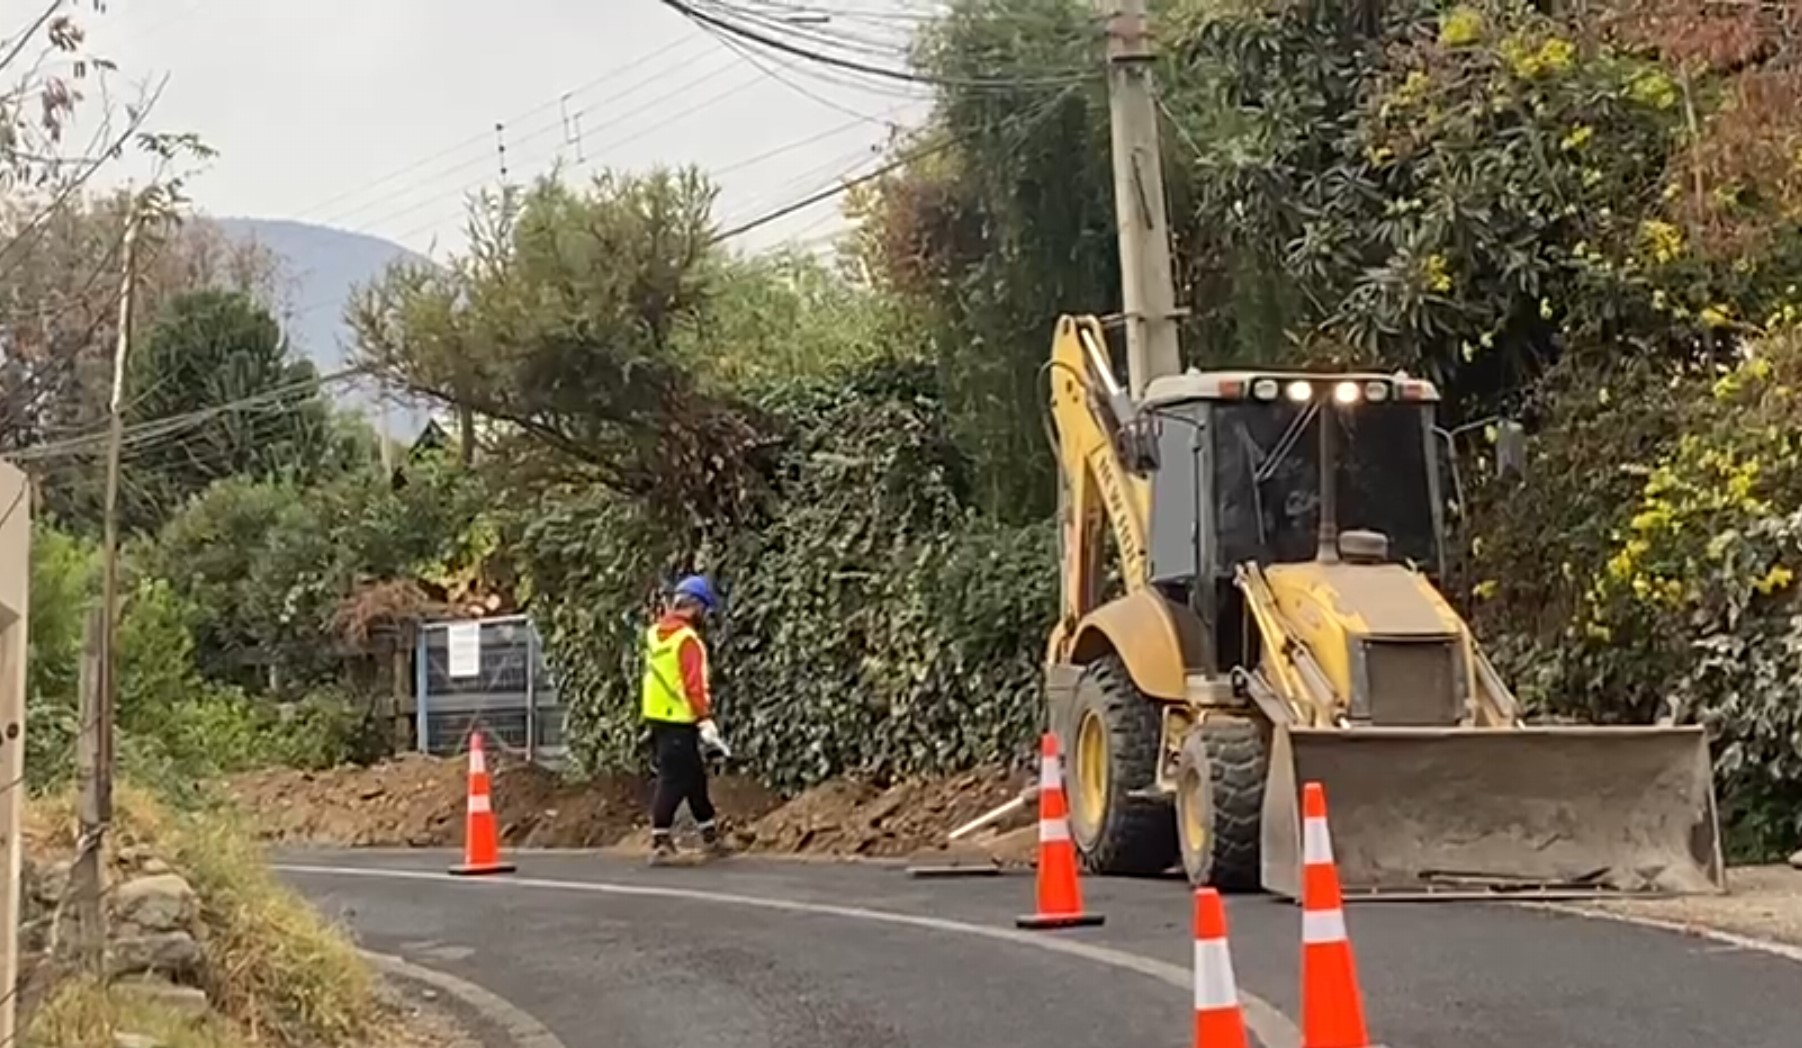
(740, 766), (1033, 860)
(228, 756), (1034, 862)
(228, 754), (782, 850)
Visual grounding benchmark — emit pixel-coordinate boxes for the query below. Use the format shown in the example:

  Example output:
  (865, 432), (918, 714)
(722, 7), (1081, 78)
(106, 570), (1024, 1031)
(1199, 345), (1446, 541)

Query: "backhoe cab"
(1044, 316), (1724, 899)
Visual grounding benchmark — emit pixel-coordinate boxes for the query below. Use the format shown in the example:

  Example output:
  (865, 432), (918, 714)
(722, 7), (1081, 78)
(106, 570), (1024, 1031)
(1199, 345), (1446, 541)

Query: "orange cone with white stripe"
(1300, 781), (1372, 1048)
(1016, 732), (1104, 930)
(449, 730), (515, 876)
(1193, 888), (1250, 1048)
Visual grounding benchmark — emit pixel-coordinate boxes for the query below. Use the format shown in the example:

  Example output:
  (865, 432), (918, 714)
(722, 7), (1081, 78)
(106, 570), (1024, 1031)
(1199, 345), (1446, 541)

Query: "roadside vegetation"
(16, 0), (1802, 877)
(21, 789), (383, 1048)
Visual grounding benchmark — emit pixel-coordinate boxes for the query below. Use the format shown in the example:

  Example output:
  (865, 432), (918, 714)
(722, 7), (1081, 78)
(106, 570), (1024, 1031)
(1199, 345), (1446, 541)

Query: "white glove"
(698, 718), (731, 758)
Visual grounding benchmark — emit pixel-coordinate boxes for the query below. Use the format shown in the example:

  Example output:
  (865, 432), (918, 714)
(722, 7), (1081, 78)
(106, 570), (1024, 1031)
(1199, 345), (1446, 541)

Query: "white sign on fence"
(445, 621), (482, 678)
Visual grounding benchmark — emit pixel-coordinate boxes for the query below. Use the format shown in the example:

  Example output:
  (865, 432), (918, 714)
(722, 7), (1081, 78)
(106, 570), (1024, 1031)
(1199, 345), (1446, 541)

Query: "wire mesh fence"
(414, 615), (566, 766)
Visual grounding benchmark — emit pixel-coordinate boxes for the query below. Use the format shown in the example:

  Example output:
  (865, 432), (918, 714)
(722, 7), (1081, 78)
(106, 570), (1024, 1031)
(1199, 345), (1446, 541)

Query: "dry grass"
(21, 786), (382, 1048)
(25, 977), (249, 1048)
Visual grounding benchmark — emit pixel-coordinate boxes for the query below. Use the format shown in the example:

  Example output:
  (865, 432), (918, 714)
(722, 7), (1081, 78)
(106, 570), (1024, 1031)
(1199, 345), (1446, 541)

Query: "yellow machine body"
(1041, 314), (1726, 900)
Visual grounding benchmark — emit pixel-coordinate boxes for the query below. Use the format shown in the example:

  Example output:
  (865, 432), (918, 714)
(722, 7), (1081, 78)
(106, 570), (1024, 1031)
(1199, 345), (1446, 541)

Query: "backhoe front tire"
(1175, 716), (1268, 891)
(1065, 656), (1178, 877)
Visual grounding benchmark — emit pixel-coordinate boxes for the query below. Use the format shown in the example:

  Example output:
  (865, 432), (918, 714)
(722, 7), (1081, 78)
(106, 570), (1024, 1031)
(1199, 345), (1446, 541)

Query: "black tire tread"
(1200, 716), (1267, 891)
(1073, 656), (1177, 876)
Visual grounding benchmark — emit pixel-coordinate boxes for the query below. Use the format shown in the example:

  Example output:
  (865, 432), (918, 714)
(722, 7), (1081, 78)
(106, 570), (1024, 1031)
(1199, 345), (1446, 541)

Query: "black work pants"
(648, 720), (716, 832)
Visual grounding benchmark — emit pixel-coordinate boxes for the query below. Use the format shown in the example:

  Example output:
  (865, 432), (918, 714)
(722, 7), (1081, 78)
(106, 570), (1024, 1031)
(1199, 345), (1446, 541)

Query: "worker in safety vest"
(642, 573), (731, 865)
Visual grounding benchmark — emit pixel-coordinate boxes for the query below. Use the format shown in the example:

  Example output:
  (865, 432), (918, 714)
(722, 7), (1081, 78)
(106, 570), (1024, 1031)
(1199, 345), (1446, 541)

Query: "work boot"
(699, 822), (734, 860)
(648, 832), (678, 867)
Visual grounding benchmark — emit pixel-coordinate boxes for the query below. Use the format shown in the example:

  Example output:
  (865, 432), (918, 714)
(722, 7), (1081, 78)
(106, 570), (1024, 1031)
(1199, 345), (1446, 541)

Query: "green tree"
(351, 170), (770, 525)
(115, 289), (348, 531)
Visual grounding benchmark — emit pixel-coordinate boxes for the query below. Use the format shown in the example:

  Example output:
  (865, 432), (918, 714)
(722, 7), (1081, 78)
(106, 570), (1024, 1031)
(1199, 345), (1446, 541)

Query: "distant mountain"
(213, 217), (436, 442)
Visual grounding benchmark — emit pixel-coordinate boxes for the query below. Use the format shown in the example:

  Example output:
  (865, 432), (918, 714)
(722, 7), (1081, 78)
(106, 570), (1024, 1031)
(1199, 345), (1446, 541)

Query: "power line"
(8, 366), (366, 463)
(711, 83), (1076, 245)
(368, 58), (888, 253)
(311, 48), (756, 236)
(287, 33), (717, 226)
(659, 0), (1096, 90)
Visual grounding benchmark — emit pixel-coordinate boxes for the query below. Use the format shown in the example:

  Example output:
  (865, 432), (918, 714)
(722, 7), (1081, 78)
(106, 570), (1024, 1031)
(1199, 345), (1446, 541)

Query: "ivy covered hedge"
(520, 360), (1057, 793)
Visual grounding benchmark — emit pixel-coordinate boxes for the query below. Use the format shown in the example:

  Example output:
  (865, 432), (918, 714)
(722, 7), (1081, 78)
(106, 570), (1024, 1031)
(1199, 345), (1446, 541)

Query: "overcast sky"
(79, 0), (937, 258)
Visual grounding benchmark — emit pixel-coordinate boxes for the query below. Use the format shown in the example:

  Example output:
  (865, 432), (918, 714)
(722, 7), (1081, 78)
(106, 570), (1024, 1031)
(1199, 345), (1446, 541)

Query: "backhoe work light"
(1285, 379), (1313, 402)
(1252, 378), (1280, 400)
(1333, 380), (1360, 405)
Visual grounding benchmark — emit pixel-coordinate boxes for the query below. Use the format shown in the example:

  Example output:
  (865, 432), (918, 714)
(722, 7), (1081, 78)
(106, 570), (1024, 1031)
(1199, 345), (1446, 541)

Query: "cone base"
(448, 861), (516, 877)
(1014, 911), (1105, 930)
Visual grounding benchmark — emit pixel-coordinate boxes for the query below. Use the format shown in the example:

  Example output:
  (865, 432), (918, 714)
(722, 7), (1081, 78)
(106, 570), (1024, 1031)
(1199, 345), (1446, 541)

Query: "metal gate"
(414, 615), (565, 765)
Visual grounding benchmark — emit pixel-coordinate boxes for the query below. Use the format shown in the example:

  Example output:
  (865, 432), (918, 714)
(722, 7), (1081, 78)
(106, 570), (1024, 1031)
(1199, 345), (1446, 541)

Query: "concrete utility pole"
(1095, 0), (1183, 398)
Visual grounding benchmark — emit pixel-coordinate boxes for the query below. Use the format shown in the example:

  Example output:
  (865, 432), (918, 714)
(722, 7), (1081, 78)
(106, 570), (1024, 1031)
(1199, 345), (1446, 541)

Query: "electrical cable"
(304, 41), (746, 232)
(8, 366), (367, 463)
(658, 0), (1095, 89)
(288, 33), (717, 225)
(710, 81), (1076, 244)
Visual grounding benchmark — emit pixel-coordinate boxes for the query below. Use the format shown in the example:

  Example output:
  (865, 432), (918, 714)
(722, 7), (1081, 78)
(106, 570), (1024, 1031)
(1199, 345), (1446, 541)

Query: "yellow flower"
(1423, 253), (1452, 292)
(1639, 219), (1684, 264)
(1754, 565), (1794, 596)
(1560, 125), (1594, 151)
(1537, 37), (1576, 73)
(1630, 70), (1679, 110)
(1440, 6), (1485, 47)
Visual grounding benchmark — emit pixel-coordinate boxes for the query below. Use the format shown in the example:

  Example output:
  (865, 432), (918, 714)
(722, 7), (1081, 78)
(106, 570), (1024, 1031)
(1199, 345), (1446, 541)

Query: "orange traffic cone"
(1193, 888), (1250, 1048)
(1016, 732), (1103, 930)
(449, 730), (515, 877)
(1299, 781), (1373, 1048)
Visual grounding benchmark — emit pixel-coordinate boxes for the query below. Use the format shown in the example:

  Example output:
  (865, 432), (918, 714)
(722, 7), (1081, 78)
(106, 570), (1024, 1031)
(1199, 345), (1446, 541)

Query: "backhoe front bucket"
(1260, 725), (1725, 901)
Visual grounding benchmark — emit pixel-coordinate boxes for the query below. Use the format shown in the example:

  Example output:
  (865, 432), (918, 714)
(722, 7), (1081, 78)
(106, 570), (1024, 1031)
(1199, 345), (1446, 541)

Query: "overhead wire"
(710, 81), (1078, 245)
(311, 46), (754, 233)
(286, 32), (717, 226)
(658, 0), (1096, 89)
(7, 366), (367, 464)
(704, 18), (929, 124)
(374, 62), (773, 250)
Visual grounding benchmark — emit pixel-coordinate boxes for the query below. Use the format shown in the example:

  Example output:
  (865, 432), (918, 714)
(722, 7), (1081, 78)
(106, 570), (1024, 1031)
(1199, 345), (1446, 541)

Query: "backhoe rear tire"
(1175, 716), (1268, 891)
(1065, 656), (1178, 877)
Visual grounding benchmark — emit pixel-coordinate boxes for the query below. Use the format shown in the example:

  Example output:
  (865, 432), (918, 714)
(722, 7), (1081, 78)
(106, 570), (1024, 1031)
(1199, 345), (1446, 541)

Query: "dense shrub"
(524, 360), (1057, 791)
(1473, 331), (1802, 858)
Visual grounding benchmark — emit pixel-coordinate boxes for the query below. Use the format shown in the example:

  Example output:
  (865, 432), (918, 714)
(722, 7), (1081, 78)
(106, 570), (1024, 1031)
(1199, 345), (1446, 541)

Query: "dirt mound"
(229, 756), (1032, 862)
(228, 754), (782, 850)
(741, 766), (1033, 859)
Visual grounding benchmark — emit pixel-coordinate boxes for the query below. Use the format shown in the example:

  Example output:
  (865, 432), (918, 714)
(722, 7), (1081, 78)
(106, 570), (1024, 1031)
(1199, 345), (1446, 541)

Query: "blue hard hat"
(673, 574), (719, 612)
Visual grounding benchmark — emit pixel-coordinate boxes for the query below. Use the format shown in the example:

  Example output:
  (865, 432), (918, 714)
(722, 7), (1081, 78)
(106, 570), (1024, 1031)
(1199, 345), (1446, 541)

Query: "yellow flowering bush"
(1558, 331), (1802, 855)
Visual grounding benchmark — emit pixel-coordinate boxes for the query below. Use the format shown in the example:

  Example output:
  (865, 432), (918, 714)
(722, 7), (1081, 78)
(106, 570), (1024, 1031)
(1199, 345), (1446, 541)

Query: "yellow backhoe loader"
(1042, 315), (1726, 900)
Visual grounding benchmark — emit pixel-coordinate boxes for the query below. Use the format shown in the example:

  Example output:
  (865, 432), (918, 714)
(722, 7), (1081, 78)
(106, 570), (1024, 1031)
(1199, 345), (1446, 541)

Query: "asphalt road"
(278, 849), (1799, 1048)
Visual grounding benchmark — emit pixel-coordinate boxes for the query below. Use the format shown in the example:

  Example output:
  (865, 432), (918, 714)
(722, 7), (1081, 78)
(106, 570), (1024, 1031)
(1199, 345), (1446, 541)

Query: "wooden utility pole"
(93, 203), (141, 906)
(0, 460), (33, 1048)
(71, 609), (105, 973)
(1096, 0), (1183, 397)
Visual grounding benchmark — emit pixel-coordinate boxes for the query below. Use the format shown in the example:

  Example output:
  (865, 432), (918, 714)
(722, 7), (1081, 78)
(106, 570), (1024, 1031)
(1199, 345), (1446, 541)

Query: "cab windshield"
(1212, 400), (1439, 571)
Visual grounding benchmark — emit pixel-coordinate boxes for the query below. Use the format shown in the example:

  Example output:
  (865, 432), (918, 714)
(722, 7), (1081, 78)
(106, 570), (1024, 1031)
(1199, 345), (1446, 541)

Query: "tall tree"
(109, 289), (347, 531)
(351, 169), (772, 526)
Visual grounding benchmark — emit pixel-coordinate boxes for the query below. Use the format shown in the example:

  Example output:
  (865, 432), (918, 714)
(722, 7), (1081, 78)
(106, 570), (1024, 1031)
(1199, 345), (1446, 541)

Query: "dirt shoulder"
(1571, 864), (1802, 949)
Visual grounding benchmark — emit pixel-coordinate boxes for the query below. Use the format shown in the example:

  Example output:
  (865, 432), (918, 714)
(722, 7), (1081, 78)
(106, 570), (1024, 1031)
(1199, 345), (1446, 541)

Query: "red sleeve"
(678, 635), (710, 720)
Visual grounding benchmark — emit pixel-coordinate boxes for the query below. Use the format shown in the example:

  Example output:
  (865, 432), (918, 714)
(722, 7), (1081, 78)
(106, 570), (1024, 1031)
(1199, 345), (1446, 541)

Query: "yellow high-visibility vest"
(640, 623), (705, 724)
